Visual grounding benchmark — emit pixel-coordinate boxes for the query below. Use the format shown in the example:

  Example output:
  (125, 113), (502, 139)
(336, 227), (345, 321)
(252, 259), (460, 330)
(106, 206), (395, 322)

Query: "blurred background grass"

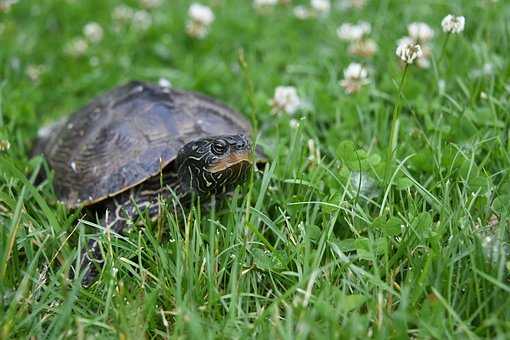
(1, 0), (510, 338)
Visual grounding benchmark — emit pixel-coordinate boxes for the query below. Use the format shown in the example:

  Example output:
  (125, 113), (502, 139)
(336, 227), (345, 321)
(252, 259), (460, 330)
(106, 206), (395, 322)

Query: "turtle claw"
(75, 238), (105, 287)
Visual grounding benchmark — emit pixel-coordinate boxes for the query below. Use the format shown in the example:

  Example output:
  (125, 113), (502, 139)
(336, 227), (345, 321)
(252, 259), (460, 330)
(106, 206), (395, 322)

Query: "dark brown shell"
(40, 81), (251, 208)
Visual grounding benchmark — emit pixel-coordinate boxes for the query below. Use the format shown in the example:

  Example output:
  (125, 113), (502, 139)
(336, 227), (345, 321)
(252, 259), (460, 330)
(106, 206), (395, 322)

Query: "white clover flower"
(396, 40), (423, 64)
(186, 3), (214, 38)
(338, 0), (366, 10)
(483, 62), (495, 74)
(139, 0), (162, 9)
(158, 77), (172, 88)
(337, 24), (357, 41)
(397, 36), (414, 47)
(0, 139), (10, 151)
(416, 57), (430, 69)
(339, 62), (369, 94)
(112, 4), (134, 22)
(358, 21), (371, 34)
(83, 22), (103, 43)
(336, 22), (371, 41)
(414, 44), (432, 69)
(344, 62), (368, 79)
(64, 37), (88, 57)
(408, 22), (434, 42)
(293, 5), (311, 19)
(337, 21), (375, 57)
(441, 14), (465, 33)
(470, 63), (495, 78)
(188, 3), (215, 26)
(348, 38), (377, 57)
(253, 0), (278, 8)
(271, 86), (301, 115)
(311, 0), (330, 15)
(0, 0), (18, 12)
(289, 118), (300, 129)
(132, 10), (152, 31)
(186, 21), (209, 39)
(26, 64), (44, 82)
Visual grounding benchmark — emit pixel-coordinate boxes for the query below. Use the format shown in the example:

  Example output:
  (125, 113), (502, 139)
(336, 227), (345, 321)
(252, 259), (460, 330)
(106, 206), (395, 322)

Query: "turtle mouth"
(207, 150), (252, 173)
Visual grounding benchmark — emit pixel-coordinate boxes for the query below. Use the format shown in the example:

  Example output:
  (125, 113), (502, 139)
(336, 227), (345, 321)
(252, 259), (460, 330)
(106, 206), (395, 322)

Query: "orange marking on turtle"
(208, 151), (252, 173)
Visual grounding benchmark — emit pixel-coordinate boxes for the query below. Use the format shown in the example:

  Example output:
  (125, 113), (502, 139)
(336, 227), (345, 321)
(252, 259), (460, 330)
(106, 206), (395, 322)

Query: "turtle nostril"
(236, 140), (247, 149)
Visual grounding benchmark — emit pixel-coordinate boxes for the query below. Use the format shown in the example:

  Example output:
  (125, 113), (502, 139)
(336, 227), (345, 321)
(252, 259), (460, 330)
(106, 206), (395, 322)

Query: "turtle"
(33, 81), (265, 286)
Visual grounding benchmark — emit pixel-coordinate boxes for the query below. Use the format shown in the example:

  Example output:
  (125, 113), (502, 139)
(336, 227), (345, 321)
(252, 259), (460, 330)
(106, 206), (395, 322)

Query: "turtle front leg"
(78, 196), (158, 287)
(77, 171), (179, 286)
(79, 205), (132, 287)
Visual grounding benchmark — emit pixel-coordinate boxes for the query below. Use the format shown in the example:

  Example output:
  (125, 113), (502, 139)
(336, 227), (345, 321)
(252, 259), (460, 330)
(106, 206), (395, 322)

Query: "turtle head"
(177, 134), (253, 195)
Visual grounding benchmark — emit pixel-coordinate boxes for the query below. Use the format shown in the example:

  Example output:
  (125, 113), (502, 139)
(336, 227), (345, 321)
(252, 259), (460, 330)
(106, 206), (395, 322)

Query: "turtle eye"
(211, 140), (228, 156)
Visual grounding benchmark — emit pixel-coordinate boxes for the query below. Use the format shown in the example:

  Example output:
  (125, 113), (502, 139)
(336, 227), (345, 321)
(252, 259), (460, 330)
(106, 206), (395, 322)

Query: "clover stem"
(384, 64), (409, 188)
(437, 33), (450, 65)
(238, 48), (258, 131)
(389, 64), (408, 155)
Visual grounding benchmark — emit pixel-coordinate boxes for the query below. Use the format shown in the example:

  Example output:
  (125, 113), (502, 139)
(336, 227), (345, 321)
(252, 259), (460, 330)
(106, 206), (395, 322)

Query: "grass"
(1, 0), (510, 338)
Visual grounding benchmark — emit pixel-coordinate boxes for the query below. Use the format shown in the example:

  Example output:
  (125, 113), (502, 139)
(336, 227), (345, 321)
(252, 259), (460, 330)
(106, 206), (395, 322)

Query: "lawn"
(1, 0), (510, 338)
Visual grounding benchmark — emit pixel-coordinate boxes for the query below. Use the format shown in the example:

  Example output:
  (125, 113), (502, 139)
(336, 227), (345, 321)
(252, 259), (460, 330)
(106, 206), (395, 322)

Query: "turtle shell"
(40, 81), (251, 208)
